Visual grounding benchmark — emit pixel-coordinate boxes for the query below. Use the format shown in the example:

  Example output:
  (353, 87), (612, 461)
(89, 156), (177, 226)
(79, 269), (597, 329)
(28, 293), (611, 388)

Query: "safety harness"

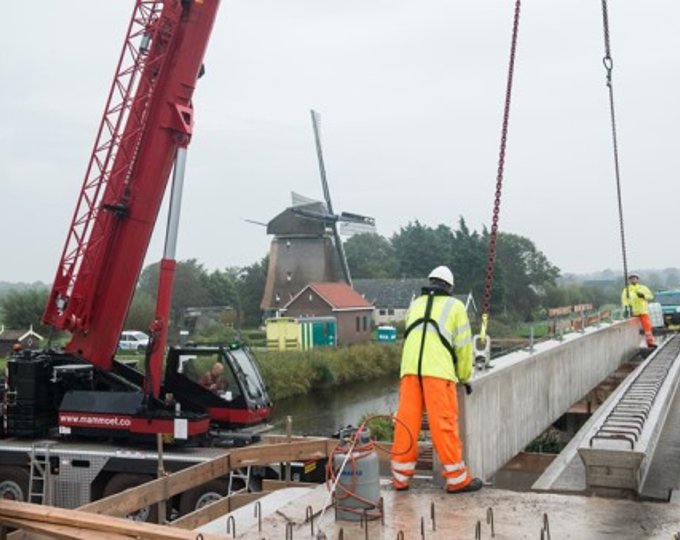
(404, 287), (458, 379)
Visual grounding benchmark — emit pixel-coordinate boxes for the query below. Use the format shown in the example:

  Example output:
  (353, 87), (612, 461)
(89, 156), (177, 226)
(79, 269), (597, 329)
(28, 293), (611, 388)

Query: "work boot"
(392, 479), (410, 491)
(447, 477), (483, 494)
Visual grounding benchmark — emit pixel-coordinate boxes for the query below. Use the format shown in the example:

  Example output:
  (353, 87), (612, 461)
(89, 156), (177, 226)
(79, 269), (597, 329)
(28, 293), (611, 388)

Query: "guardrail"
(490, 308), (614, 358)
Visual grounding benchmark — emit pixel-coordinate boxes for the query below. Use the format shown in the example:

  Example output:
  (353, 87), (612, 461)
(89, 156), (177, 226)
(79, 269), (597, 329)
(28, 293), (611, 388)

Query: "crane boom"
(43, 0), (220, 372)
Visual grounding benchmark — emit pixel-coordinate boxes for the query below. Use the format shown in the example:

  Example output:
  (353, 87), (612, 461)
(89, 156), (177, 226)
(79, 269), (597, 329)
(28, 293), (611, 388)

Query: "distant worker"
(621, 272), (656, 348)
(199, 362), (225, 392)
(391, 266), (483, 493)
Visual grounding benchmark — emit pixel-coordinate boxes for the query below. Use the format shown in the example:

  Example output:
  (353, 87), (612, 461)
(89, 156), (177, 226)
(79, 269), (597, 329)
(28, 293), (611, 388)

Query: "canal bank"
(270, 374), (400, 435)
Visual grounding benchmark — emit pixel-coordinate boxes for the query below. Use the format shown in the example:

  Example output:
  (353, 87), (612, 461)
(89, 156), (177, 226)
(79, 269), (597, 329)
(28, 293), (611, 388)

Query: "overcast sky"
(1, 1), (678, 284)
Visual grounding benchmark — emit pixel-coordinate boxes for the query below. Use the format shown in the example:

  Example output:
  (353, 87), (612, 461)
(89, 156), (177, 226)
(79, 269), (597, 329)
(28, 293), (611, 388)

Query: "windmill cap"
(429, 266), (454, 288)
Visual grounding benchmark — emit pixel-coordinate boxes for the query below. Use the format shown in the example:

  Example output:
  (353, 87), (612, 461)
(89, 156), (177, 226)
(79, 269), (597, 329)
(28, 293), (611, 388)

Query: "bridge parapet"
(459, 320), (641, 480)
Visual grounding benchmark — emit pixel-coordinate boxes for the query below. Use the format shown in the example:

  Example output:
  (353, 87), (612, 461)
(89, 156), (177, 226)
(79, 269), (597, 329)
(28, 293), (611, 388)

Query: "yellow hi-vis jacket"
(401, 290), (474, 383)
(621, 283), (654, 316)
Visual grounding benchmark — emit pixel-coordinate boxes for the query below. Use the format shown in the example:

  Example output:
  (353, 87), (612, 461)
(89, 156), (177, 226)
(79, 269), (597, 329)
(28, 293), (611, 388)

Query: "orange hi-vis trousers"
(391, 375), (472, 492)
(638, 314), (656, 347)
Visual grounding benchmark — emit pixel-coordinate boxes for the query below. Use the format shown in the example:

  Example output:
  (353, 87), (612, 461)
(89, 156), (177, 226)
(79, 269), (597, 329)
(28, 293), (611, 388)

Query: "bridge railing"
(491, 306), (615, 358)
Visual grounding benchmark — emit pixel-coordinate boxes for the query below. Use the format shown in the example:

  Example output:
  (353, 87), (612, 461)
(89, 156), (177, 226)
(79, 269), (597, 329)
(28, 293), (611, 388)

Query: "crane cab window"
(182, 354), (240, 398)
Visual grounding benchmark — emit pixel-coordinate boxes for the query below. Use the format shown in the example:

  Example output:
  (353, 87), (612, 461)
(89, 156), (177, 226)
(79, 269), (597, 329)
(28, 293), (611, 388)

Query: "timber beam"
(79, 437), (332, 518)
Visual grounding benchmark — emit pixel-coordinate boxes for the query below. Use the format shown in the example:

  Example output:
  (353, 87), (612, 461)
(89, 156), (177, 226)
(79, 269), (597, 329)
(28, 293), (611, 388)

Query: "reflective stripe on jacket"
(621, 284), (654, 316)
(401, 294), (473, 383)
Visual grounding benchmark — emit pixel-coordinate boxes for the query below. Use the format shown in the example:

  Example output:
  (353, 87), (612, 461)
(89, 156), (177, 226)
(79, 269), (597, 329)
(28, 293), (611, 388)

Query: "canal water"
(269, 375), (400, 436)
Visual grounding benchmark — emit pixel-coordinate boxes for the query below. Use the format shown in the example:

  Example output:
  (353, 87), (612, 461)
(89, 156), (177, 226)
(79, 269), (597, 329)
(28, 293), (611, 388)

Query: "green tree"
(450, 217), (488, 297)
(138, 259), (212, 311)
(124, 291), (156, 331)
(495, 233), (560, 320)
(236, 256), (268, 327)
(391, 221), (454, 277)
(201, 269), (240, 310)
(0, 288), (49, 333)
(137, 259), (214, 338)
(344, 233), (398, 278)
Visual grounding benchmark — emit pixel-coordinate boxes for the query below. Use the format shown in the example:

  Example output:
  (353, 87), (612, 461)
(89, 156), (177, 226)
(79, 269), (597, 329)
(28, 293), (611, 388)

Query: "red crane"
(42, 0), (219, 399)
(6, 0), (271, 444)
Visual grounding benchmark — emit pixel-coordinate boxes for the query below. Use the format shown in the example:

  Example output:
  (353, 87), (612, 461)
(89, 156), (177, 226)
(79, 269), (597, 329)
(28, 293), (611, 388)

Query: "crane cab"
(163, 344), (272, 429)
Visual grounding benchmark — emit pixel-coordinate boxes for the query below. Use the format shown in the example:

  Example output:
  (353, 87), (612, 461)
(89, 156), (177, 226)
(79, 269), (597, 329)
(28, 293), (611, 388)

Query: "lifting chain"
(480, 0), (522, 341)
(600, 0), (631, 301)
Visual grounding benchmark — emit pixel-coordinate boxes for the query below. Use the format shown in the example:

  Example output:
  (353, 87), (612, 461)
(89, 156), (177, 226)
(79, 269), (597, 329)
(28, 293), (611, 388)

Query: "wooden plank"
(12, 533), (51, 540)
(0, 501), (223, 540)
(79, 452), (233, 516)
(80, 439), (332, 518)
(171, 490), (274, 530)
(0, 517), (125, 540)
(261, 479), (320, 490)
(260, 435), (328, 444)
(228, 439), (331, 468)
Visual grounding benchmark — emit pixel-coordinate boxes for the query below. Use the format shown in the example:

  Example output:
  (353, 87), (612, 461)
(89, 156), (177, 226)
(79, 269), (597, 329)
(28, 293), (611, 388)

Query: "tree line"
(346, 218), (564, 321)
(3, 216), (653, 335)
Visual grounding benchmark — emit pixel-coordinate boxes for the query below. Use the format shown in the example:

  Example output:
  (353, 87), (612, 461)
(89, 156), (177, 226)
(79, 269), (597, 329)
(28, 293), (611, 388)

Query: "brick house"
(282, 282), (374, 345)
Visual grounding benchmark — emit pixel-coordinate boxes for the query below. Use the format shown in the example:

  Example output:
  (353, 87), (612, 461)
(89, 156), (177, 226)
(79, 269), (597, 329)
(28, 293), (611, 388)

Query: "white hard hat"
(428, 266), (454, 288)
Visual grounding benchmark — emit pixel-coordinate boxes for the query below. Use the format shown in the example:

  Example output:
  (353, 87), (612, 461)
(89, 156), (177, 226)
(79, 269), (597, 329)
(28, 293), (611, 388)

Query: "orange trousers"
(391, 375), (472, 491)
(638, 313), (656, 346)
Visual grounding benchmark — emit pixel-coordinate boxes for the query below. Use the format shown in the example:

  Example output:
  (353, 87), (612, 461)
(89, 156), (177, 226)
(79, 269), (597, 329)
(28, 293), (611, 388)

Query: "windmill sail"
(338, 212), (376, 236)
(291, 191), (320, 208)
(310, 109), (352, 286)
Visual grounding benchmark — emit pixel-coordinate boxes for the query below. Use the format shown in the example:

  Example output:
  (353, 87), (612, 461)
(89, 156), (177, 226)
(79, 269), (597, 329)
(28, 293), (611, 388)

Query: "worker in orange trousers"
(621, 272), (656, 348)
(391, 266), (483, 493)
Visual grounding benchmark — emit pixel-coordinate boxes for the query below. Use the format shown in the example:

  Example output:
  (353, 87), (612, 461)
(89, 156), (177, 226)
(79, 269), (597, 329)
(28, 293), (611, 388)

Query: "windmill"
(259, 110), (375, 312)
(298, 109), (375, 286)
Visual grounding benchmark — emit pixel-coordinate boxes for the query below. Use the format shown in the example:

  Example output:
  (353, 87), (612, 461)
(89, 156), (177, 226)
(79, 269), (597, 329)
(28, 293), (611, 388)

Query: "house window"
(387, 308), (395, 316)
(356, 316), (360, 332)
(379, 309), (386, 316)
(308, 293), (314, 302)
(362, 316), (367, 332)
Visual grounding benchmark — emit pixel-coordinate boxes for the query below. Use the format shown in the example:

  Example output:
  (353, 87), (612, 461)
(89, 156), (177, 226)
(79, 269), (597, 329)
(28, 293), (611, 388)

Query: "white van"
(118, 330), (150, 352)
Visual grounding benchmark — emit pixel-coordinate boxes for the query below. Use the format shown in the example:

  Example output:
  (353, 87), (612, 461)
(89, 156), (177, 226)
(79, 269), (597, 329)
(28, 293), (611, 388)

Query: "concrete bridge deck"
(199, 480), (680, 539)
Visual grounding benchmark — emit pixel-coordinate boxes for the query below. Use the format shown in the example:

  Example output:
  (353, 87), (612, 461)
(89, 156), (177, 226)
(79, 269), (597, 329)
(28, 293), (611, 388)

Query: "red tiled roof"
(292, 282), (373, 310)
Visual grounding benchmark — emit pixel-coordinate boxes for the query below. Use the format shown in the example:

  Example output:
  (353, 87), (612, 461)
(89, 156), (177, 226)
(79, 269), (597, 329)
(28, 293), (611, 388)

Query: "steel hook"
(541, 512), (551, 540)
(254, 501), (262, 532)
(306, 505), (315, 536)
(226, 515), (236, 538)
(487, 507), (495, 537)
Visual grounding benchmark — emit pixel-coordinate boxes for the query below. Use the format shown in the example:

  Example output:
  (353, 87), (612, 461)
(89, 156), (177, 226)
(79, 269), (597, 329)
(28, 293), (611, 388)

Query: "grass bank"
(257, 342), (401, 401)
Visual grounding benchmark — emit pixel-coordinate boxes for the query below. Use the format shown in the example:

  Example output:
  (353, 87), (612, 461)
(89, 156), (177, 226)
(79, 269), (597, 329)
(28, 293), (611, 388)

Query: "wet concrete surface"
(231, 479), (680, 539)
